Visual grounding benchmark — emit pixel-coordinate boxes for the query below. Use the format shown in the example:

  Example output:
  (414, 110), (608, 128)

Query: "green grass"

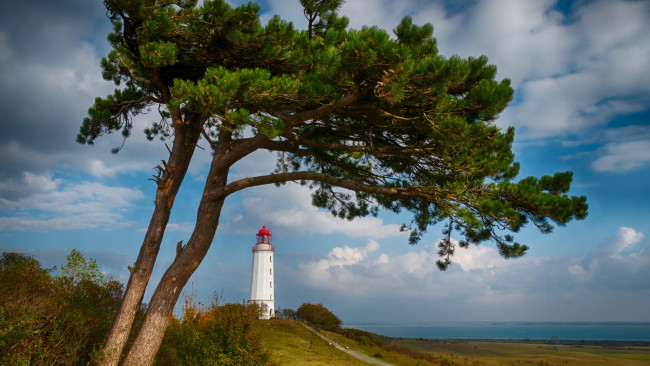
(257, 320), (369, 365)
(258, 320), (650, 366)
(322, 330), (440, 365)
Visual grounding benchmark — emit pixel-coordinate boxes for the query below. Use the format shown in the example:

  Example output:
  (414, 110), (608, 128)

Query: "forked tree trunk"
(121, 162), (230, 366)
(98, 119), (201, 366)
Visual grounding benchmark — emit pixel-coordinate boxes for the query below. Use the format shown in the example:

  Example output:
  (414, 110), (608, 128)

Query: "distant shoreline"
(383, 337), (650, 347)
(344, 322), (650, 342)
(346, 321), (650, 326)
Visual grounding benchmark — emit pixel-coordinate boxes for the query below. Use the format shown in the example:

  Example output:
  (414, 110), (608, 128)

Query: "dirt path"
(296, 321), (393, 366)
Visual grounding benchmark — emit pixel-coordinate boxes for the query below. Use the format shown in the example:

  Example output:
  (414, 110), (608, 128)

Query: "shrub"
(339, 327), (385, 347)
(156, 293), (275, 366)
(0, 251), (123, 366)
(297, 303), (342, 332)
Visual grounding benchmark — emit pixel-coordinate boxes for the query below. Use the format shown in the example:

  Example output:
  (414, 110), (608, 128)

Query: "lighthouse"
(249, 225), (275, 319)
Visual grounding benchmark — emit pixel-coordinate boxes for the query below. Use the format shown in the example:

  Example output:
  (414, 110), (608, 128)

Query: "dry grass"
(391, 339), (650, 366)
(258, 320), (650, 366)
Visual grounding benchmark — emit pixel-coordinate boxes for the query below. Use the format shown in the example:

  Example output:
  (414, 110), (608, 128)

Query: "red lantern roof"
(257, 225), (271, 236)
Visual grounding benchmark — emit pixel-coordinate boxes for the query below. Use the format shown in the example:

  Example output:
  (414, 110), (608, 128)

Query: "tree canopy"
(80, 0), (586, 267)
(78, 0), (588, 364)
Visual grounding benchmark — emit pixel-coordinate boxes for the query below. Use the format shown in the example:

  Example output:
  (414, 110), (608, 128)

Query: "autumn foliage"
(155, 293), (275, 366)
(0, 251), (123, 366)
(297, 302), (343, 332)
(0, 252), (274, 365)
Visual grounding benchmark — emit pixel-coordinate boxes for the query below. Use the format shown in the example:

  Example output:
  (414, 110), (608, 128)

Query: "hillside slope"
(257, 319), (371, 365)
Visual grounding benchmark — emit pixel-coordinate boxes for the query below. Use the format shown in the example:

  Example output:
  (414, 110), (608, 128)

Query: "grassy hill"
(257, 319), (370, 365)
(258, 320), (650, 366)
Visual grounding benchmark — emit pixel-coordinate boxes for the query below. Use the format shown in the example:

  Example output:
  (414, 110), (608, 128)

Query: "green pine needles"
(80, 0), (587, 269)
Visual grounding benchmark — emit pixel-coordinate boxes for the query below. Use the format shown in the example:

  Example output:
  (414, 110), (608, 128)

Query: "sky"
(1, 0), (649, 324)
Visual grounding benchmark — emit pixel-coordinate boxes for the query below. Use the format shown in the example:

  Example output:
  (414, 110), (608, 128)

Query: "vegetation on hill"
(294, 303), (650, 366)
(297, 303), (342, 332)
(156, 293), (275, 366)
(0, 251), (123, 365)
(0, 252), (274, 366)
(4, 254), (647, 366)
(297, 302), (385, 347)
(258, 319), (371, 365)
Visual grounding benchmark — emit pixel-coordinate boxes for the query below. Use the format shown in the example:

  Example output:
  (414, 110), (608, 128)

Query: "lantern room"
(256, 225), (272, 245)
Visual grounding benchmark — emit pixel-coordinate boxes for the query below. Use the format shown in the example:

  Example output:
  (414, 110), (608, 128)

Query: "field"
(258, 320), (650, 365)
(390, 338), (650, 365)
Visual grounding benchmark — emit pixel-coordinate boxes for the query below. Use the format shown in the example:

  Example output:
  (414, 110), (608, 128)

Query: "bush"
(0, 251), (123, 366)
(339, 327), (385, 347)
(156, 293), (276, 366)
(275, 307), (297, 319)
(297, 303), (342, 332)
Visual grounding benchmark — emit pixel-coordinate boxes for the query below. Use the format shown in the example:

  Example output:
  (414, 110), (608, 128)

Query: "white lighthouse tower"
(249, 225), (275, 319)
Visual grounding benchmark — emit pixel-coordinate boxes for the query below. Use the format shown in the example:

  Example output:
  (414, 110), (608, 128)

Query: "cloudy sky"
(1, 0), (649, 324)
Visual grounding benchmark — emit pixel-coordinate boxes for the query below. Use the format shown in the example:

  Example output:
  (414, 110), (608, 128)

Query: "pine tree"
(79, 1), (587, 364)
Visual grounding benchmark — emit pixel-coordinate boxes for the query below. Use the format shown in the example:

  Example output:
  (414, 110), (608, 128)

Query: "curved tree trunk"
(98, 118), (202, 366)
(121, 161), (230, 366)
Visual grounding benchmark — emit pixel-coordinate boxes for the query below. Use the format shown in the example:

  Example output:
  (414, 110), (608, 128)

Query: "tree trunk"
(121, 161), (230, 366)
(98, 119), (201, 366)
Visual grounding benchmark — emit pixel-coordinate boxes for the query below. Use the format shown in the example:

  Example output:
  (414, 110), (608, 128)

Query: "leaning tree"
(79, 0), (587, 364)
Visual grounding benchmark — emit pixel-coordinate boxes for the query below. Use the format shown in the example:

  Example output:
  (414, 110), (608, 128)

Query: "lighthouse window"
(270, 281), (272, 288)
(270, 268), (272, 275)
(270, 256), (272, 262)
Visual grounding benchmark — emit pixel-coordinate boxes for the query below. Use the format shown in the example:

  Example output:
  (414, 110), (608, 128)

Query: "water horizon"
(344, 321), (650, 341)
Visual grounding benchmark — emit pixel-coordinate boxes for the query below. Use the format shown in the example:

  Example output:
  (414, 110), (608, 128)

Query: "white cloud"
(580, 226), (648, 273)
(452, 242), (506, 272)
(0, 171), (59, 197)
(265, 0), (650, 169)
(85, 158), (157, 178)
(221, 182), (406, 240)
(467, 0), (650, 140)
(327, 239), (380, 268)
(0, 173), (144, 231)
(166, 222), (196, 233)
(288, 226), (649, 320)
(221, 150), (407, 240)
(591, 140), (650, 172)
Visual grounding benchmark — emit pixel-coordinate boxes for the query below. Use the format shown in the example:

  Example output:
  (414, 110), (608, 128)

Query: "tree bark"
(121, 155), (230, 366)
(98, 117), (202, 366)
(106, 98), (362, 365)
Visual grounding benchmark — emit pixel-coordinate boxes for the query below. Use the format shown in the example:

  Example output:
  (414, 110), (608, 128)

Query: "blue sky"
(1, 0), (649, 323)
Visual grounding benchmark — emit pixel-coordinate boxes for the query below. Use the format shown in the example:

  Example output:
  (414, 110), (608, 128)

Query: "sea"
(344, 322), (650, 341)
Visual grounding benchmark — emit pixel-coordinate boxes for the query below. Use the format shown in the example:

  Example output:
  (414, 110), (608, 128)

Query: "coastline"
(344, 322), (650, 342)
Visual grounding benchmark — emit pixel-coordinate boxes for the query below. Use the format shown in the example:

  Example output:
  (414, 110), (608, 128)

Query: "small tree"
(297, 302), (342, 332)
(80, 1), (588, 364)
(58, 249), (104, 286)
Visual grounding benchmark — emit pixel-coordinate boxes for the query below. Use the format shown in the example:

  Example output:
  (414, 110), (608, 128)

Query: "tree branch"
(344, 104), (420, 121)
(265, 135), (439, 157)
(222, 171), (435, 200)
(217, 85), (365, 168)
